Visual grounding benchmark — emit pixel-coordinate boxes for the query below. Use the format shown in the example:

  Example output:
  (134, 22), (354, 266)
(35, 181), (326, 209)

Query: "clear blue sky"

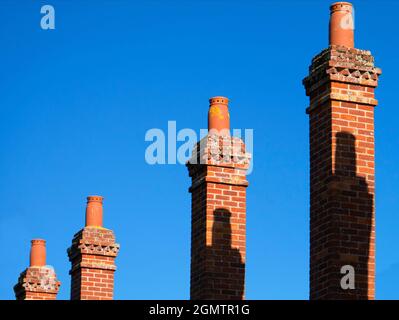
(0, 0), (398, 300)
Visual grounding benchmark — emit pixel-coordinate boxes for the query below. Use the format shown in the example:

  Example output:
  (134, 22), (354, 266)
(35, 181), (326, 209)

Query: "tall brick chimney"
(14, 239), (61, 300)
(303, 2), (382, 299)
(187, 97), (251, 299)
(67, 196), (120, 300)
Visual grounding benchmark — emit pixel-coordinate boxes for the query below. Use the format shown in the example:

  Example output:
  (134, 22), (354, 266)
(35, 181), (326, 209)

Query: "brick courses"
(67, 196), (120, 300)
(187, 97), (251, 299)
(14, 239), (61, 300)
(303, 2), (381, 300)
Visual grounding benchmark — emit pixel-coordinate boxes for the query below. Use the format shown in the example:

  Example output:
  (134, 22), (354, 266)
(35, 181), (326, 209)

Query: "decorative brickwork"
(187, 97), (251, 300)
(303, 4), (381, 300)
(14, 266), (61, 300)
(67, 196), (120, 300)
(14, 239), (60, 300)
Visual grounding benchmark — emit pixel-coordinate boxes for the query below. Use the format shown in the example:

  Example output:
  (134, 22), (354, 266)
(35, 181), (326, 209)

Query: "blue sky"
(0, 0), (398, 300)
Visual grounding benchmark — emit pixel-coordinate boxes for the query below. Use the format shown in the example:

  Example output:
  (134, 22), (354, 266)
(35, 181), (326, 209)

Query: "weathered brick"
(187, 97), (251, 300)
(67, 196), (120, 300)
(303, 4), (381, 300)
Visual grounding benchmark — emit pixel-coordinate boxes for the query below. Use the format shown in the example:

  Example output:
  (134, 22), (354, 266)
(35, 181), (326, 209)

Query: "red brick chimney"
(14, 239), (61, 300)
(187, 97), (251, 299)
(67, 196), (120, 300)
(303, 2), (381, 299)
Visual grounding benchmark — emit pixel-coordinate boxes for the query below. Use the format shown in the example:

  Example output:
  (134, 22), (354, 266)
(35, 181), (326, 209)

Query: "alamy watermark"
(40, 5), (55, 30)
(144, 121), (254, 174)
(340, 265), (355, 290)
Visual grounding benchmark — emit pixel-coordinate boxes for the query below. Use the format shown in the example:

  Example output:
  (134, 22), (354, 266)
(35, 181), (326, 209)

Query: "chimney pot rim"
(87, 195), (104, 202)
(209, 96), (229, 105)
(330, 2), (353, 12)
(31, 239), (46, 245)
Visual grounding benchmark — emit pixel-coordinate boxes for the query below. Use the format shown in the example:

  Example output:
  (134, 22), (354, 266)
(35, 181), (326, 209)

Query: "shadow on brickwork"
(326, 132), (373, 299)
(205, 208), (245, 299)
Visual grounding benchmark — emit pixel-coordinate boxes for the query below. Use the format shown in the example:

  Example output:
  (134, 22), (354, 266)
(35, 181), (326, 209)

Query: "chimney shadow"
(205, 208), (245, 299)
(327, 131), (373, 299)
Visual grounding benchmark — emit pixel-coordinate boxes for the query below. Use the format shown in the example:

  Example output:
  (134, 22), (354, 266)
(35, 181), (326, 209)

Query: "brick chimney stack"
(187, 97), (251, 299)
(14, 239), (61, 300)
(303, 2), (381, 299)
(67, 196), (120, 300)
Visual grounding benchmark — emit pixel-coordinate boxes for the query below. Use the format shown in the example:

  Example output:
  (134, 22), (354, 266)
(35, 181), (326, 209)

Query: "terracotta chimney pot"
(208, 96), (230, 135)
(30, 239), (46, 267)
(85, 195), (103, 227)
(329, 2), (354, 47)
